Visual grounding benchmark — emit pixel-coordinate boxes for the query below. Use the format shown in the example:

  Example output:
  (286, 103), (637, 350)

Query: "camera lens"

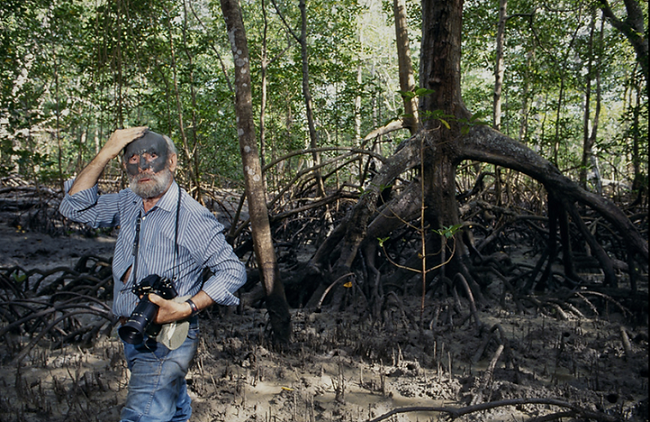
(118, 297), (159, 344)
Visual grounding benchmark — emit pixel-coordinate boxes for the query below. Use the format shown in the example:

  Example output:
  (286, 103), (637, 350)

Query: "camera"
(118, 274), (178, 344)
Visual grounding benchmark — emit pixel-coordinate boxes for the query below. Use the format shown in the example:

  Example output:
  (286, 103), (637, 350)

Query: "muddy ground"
(0, 208), (648, 422)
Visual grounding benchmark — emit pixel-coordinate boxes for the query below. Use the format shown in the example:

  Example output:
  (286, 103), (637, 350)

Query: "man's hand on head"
(68, 126), (149, 195)
(101, 127), (149, 161)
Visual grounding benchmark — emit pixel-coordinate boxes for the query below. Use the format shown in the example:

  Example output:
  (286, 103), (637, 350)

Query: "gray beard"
(129, 169), (173, 199)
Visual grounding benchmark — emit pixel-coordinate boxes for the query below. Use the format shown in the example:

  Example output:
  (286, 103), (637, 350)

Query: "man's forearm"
(68, 153), (112, 195)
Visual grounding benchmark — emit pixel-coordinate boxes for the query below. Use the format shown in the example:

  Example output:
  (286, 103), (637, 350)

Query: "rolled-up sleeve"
(185, 206), (246, 306)
(58, 179), (122, 228)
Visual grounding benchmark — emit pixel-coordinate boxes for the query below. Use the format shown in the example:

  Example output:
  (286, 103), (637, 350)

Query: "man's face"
(124, 131), (170, 177)
(123, 131), (173, 199)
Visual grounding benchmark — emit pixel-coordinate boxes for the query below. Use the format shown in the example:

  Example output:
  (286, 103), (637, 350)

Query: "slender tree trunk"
(518, 51), (532, 142)
(298, 0), (325, 197)
(259, 0), (269, 171)
(493, 0), (507, 131)
(591, 13), (604, 195)
(393, 0), (419, 133)
(552, 77), (565, 166)
(182, 0), (203, 202)
(153, 55), (174, 136)
(220, 0), (291, 344)
(115, 0), (124, 127)
(164, 4), (200, 199)
(355, 35), (362, 143)
(54, 54), (63, 191)
(581, 9), (603, 193)
(94, 126), (99, 155)
(630, 78), (644, 199)
(492, 0), (508, 206)
(580, 10), (595, 189)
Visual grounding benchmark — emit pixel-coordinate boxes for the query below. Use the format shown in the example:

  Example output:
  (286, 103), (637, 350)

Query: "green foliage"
(461, 0), (647, 181)
(398, 87), (434, 101)
(432, 224), (463, 239)
(0, 0), (645, 194)
(12, 271), (27, 284)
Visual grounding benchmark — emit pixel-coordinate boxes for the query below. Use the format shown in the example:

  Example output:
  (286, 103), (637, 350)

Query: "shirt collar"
(130, 180), (179, 214)
(154, 180), (180, 213)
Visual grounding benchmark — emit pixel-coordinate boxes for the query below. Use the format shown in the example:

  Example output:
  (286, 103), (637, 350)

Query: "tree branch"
(366, 397), (617, 422)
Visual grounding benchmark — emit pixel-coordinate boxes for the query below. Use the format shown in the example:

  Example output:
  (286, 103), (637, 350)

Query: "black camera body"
(118, 274), (178, 344)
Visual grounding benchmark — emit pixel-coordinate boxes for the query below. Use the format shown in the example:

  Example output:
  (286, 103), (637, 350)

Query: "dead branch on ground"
(366, 397), (619, 422)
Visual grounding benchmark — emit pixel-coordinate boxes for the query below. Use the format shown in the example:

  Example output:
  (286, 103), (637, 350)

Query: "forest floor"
(0, 208), (648, 422)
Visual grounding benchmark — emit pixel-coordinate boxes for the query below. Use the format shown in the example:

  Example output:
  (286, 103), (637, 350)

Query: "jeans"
(120, 322), (199, 422)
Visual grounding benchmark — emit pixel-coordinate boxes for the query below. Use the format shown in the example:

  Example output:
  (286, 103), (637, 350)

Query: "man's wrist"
(186, 298), (200, 317)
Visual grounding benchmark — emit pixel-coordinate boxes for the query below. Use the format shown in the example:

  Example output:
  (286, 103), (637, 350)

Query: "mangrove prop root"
(366, 397), (618, 422)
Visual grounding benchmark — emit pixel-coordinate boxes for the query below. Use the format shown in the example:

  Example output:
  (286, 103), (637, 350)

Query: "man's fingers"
(147, 293), (164, 305)
(147, 294), (185, 324)
(105, 126), (149, 155)
(118, 126), (149, 146)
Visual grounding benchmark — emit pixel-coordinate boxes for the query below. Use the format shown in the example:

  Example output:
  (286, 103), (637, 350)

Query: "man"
(59, 127), (246, 422)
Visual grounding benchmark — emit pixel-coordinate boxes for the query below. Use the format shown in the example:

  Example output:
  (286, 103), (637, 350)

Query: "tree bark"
(220, 0), (291, 343)
(259, 0), (269, 172)
(492, 0), (507, 206)
(298, 0), (325, 197)
(493, 0), (507, 131)
(393, 0), (419, 133)
(630, 80), (645, 201)
(419, 0), (470, 266)
(420, 0), (468, 122)
(580, 9), (598, 191)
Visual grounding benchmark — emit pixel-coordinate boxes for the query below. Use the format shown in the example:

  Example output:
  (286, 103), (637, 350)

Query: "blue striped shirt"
(59, 179), (247, 317)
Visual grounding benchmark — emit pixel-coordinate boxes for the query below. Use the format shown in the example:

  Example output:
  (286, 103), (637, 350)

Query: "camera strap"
(131, 215), (142, 285)
(172, 183), (181, 281)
